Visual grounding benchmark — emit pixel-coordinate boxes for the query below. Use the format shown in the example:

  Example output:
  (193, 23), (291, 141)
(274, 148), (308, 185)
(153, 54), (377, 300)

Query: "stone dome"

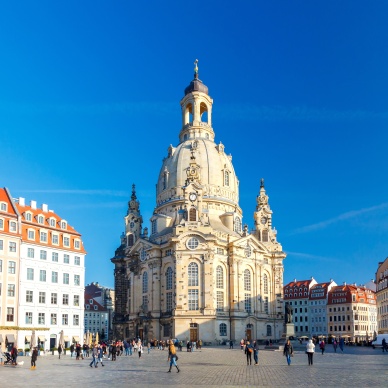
(156, 137), (239, 208)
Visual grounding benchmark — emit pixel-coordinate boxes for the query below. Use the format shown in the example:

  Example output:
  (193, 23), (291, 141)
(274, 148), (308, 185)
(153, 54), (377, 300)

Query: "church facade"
(111, 63), (286, 344)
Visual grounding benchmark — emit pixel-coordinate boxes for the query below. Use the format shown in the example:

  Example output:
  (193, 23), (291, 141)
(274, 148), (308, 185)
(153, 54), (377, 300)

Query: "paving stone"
(2, 345), (388, 387)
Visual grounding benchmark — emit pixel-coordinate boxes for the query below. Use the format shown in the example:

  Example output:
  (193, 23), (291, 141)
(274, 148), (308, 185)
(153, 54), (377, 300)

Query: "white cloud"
(291, 202), (388, 234)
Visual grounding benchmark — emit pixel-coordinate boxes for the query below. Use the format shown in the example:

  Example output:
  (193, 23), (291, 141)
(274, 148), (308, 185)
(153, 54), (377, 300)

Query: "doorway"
(246, 323), (253, 341)
(190, 323), (198, 342)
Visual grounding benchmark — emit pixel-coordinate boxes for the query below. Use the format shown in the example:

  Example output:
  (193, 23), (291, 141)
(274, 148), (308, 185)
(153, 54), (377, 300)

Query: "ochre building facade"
(112, 65), (286, 344)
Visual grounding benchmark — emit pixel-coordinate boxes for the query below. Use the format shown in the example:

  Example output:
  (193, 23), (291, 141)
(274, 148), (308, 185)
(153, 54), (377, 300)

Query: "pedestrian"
(58, 344), (62, 359)
(240, 339), (245, 351)
(11, 345), (18, 365)
(319, 340), (325, 355)
(306, 338), (315, 366)
(253, 340), (259, 365)
(89, 345), (98, 368)
(138, 342), (143, 358)
(283, 339), (293, 366)
(167, 342), (180, 373)
(339, 337), (344, 353)
(30, 347), (38, 370)
(83, 343), (88, 358)
(382, 338), (387, 353)
(75, 343), (82, 360)
(147, 342), (151, 354)
(229, 340), (234, 349)
(333, 339), (337, 353)
(70, 344), (74, 358)
(111, 343), (117, 361)
(245, 340), (253, 365)
(96, 345), (105, 367)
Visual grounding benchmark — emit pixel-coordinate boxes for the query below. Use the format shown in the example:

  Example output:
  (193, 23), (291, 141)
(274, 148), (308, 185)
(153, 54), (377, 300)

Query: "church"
(111, 61), (286, 344)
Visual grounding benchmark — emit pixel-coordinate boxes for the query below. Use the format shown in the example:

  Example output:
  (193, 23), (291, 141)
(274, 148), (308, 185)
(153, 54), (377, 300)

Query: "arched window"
(151, 219), (157, 235)
(257, 230), (261, 241)
(234, 217), (241, 233)
(127, 234), (134, 247)
(262, 229), (269, 242)
(224, 171), (229, 186)
(184, 103), (193, 125)
(163, 169), (169, 190)
(188, 262), (198, 286)
(244, 269), (251, 291)
(189, 208), (197, 221)
(216, 266), (223, 289)
(38, 215), (44, 224)
(142, 272), (148, 294)
(263, 274), (268, 294)
(219, 323), (227, 336)
(267, 325), (272, 336)
(166, 267), (173, 290)
(200, 102), (208, 123)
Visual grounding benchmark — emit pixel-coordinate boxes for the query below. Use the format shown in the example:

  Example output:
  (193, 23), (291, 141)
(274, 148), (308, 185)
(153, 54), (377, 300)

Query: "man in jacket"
(89, 345), (98, 368)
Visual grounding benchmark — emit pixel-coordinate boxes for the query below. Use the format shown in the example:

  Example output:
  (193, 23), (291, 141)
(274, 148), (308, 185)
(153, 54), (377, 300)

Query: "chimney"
(19, 197), (25, 206)
(42, 203), (48, 212)
(30, 200), (37, 209)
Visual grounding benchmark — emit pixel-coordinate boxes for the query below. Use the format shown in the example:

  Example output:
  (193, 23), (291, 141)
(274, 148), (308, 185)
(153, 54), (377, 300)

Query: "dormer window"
(50, 218), (56, 227)
(0, 202), (7, 211)
(25, 213), (32, 222)
(38, 215), (44, 224)
(9, 221), (17, 232)
(74, 240), (80, 249)
(61, 221), (67, 229)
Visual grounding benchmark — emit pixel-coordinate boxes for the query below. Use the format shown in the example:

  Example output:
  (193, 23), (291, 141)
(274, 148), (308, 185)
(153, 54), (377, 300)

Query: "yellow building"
(112, 63), (286, 344)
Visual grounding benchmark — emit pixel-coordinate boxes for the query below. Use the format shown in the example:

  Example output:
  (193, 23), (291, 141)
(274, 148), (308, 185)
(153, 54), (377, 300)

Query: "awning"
(25, 336), (31, 342)
(73, 336), (80, 342)
(38, 336), (46, 342)
(6, 334), (16, 342)
(0, 334), (3, 342)
(64, 336), (70, 341)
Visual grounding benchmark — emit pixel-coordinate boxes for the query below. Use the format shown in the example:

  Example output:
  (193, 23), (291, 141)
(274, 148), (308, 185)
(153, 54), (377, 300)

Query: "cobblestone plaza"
(2, 345), (388, 387)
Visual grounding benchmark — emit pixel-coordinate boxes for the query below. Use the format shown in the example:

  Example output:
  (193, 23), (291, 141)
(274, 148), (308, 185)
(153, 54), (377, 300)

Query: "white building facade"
(15, 197), (86, 350)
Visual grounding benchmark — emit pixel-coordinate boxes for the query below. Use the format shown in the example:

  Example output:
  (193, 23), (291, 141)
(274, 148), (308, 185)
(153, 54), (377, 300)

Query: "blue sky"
(1, 1), (387, 289)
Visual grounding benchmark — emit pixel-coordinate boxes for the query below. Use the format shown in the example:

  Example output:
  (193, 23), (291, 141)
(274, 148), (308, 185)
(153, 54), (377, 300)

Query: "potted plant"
(18, 349), (24, 356)
(51, 347), (58, 355)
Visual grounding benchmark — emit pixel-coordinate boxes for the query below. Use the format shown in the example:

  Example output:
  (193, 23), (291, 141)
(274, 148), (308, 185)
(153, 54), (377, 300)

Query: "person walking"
(339, 337), (345, 353)
(245, 340), (253, 365)
(306, 339), (315, 366)
(283, 339), (293, 366)
(30, 347), (38, 370)
(138, 341), (143, 358)
(319, 340), (325, 355)
(96, 345), (105, 367)
(58, 344), (63, 359)
(382, 338), (387, 352)
(253, 340), (259, 365)
(333, 339), (337, 353)
(167, 342), (180, 373)
(229, 340), (234, 349)
(70, 344), (75, 358)
(89, 345), (98, 368)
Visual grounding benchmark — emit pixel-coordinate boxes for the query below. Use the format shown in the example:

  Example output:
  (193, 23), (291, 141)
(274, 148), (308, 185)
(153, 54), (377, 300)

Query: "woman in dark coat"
(283, 339), (293, 366)
(31, 347), (38, 369)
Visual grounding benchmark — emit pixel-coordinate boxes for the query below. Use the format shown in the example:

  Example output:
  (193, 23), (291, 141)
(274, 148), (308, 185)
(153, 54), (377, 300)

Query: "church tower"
(112, 61), (286, 343)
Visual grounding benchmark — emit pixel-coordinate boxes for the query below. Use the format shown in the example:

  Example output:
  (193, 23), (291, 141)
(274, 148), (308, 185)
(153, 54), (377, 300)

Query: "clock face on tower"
(130, 221), (135, 229)
(260, 216), (267, 225)
(189, 192), (197, 202)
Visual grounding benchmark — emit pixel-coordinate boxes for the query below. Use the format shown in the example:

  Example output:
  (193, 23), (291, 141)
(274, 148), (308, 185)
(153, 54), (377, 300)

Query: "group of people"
(241, 340), (260, 365)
